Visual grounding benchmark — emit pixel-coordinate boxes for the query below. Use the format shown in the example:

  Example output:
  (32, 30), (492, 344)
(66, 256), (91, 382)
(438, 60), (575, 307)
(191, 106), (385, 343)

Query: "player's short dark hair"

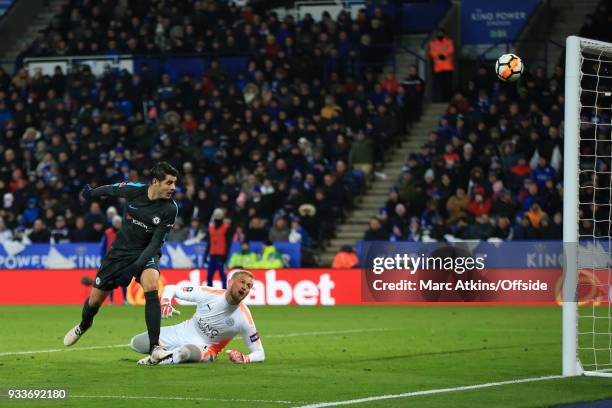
(151, 162), (178, 182)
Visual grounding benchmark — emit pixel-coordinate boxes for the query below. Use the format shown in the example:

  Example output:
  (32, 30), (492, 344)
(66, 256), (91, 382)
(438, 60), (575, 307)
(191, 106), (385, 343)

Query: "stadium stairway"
(1, 0), (68, 60)
(318, 102), (449, 266)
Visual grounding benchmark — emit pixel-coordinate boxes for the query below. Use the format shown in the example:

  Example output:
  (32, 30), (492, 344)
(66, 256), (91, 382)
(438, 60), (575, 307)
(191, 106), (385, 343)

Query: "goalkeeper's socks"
(144, 290), (161, 353)
(79, 298), (99, 332)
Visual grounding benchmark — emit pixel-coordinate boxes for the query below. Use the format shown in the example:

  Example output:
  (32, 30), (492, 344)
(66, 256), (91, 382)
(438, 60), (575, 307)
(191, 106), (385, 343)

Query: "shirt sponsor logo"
(130, 218), (151, 231)
(182, 287), (193, 292)
(196, 318), (219, 339)
(249, 332), (259, 343)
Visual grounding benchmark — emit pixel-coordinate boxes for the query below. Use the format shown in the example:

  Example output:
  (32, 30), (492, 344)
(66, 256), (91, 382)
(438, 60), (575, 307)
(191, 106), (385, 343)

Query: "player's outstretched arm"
(82, 181), (146, 200)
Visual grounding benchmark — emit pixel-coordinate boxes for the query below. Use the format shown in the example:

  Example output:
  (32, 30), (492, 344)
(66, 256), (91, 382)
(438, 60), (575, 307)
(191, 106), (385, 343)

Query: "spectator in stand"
(468, 214), (495, 240)
(427, 28), (455, 102)
(246, 216), (268, 242)
(348, 129), (373, 179)
(467, 187), (491, 218)
(446, 187), (470, 225)
(364, 218), (388, 241)
(28, 219), (51, 243)
(22, 198), (40, 228)
(492, 216), (513, 240)
(491, 189), (518, 220)
(269, 216), (290, 242)
(532, 157), (557, 188)
(69, 216), (91, 242)
(184, 217), (205, 244)
(168, 217), (189, 242)
(525, 202), (547, 229)
(513, 215), (538, 240)
(406, 217), (422, 242)
(400, 65), (425, 127)
(50, 215), (70, 244)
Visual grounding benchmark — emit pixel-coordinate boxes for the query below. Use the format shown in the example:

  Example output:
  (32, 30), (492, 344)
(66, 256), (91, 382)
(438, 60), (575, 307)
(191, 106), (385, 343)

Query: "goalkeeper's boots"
(63, 324), (85, 347)
(151, 345), (173, 363)
(136, 356), (154, 365)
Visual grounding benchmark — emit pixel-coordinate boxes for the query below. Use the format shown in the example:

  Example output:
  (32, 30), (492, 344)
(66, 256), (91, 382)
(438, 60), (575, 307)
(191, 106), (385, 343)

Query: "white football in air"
(495, 53), (524, 82)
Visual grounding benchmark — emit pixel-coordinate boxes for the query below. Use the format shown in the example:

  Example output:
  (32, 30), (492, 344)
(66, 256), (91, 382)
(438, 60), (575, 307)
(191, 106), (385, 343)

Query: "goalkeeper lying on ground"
(130, 269), (265, 365)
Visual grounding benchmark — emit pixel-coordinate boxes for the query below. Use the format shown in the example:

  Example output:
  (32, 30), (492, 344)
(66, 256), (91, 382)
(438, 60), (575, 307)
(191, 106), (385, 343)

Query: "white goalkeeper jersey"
(160, 284), (264, 363)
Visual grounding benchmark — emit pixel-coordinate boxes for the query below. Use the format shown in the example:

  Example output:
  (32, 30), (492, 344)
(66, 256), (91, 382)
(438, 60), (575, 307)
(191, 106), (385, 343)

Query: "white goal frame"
(563, 35), (612, 378)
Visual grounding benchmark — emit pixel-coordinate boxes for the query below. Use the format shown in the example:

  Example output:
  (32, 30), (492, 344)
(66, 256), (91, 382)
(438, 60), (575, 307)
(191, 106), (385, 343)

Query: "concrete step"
(326, 242), (360, 254)
(343, 217), (374, 225)
(350, 209), (379, 218)
(327, 239), (361, 250)
(335, 225), (368, 235)
(361, 195), (389, 204)
(358, 202), (386, 210)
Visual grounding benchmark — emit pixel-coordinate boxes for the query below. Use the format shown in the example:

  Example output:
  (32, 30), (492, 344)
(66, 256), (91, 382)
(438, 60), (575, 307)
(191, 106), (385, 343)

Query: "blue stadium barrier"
(0, 242), (301, 269)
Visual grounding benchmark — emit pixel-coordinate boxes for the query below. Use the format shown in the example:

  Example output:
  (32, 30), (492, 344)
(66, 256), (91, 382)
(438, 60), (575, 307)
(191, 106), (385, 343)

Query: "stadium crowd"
(3, 0), (607, 252)
(0, 0), (422, 251)
(365, 65), (567, 242)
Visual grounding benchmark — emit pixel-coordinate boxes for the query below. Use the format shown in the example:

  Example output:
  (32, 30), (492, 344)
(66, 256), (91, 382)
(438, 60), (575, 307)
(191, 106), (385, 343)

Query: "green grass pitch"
(0, 305), (611, 407)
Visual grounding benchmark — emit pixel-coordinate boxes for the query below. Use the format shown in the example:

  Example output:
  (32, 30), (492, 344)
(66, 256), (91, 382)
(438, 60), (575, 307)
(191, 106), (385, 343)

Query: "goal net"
(564, 36), (612, 377)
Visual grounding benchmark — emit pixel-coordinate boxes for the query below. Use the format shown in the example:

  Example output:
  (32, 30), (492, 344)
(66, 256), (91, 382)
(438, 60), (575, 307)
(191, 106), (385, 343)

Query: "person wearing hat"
(332, 245), (359, 269)
(203, 208), (233, 289)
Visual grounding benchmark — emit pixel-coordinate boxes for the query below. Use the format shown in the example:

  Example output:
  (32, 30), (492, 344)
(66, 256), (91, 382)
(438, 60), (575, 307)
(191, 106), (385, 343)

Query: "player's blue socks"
(79, 298), (99, 332)
(144, 290), (161, 353)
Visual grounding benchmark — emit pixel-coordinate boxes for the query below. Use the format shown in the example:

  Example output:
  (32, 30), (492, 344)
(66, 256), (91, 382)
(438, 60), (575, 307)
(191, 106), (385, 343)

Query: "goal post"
(563, 35), (612, 377)
(562, 35), (581, 377)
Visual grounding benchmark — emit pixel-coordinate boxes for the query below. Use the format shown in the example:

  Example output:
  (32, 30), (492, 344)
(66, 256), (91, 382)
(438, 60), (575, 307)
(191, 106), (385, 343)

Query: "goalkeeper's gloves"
(226, 349), (249, 364)
(161, 298), (181, 319)
(81, 184), (93, 200)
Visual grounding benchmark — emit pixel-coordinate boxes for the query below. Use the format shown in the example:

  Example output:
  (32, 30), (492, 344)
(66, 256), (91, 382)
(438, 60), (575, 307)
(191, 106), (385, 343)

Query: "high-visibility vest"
(428, 37), (455, 73)
(332, 251), (359, 269)
(208, 223), (230, 256)
(228, 252), (258, 269)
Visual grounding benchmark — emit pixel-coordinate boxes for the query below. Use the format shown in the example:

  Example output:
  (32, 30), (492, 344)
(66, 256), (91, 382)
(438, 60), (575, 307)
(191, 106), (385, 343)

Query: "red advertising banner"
(0, 269), (361, 305)
(0, 268), (609, 305)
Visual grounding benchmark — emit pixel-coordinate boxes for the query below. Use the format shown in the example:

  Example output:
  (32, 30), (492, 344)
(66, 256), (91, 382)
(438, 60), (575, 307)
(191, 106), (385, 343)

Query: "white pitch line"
(266, 328), (389, 338)
(70, 395), (295, 404)
(295, 375), (565, 408)
(0, 344), (129, 356)
(0, 328), (389, 357)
